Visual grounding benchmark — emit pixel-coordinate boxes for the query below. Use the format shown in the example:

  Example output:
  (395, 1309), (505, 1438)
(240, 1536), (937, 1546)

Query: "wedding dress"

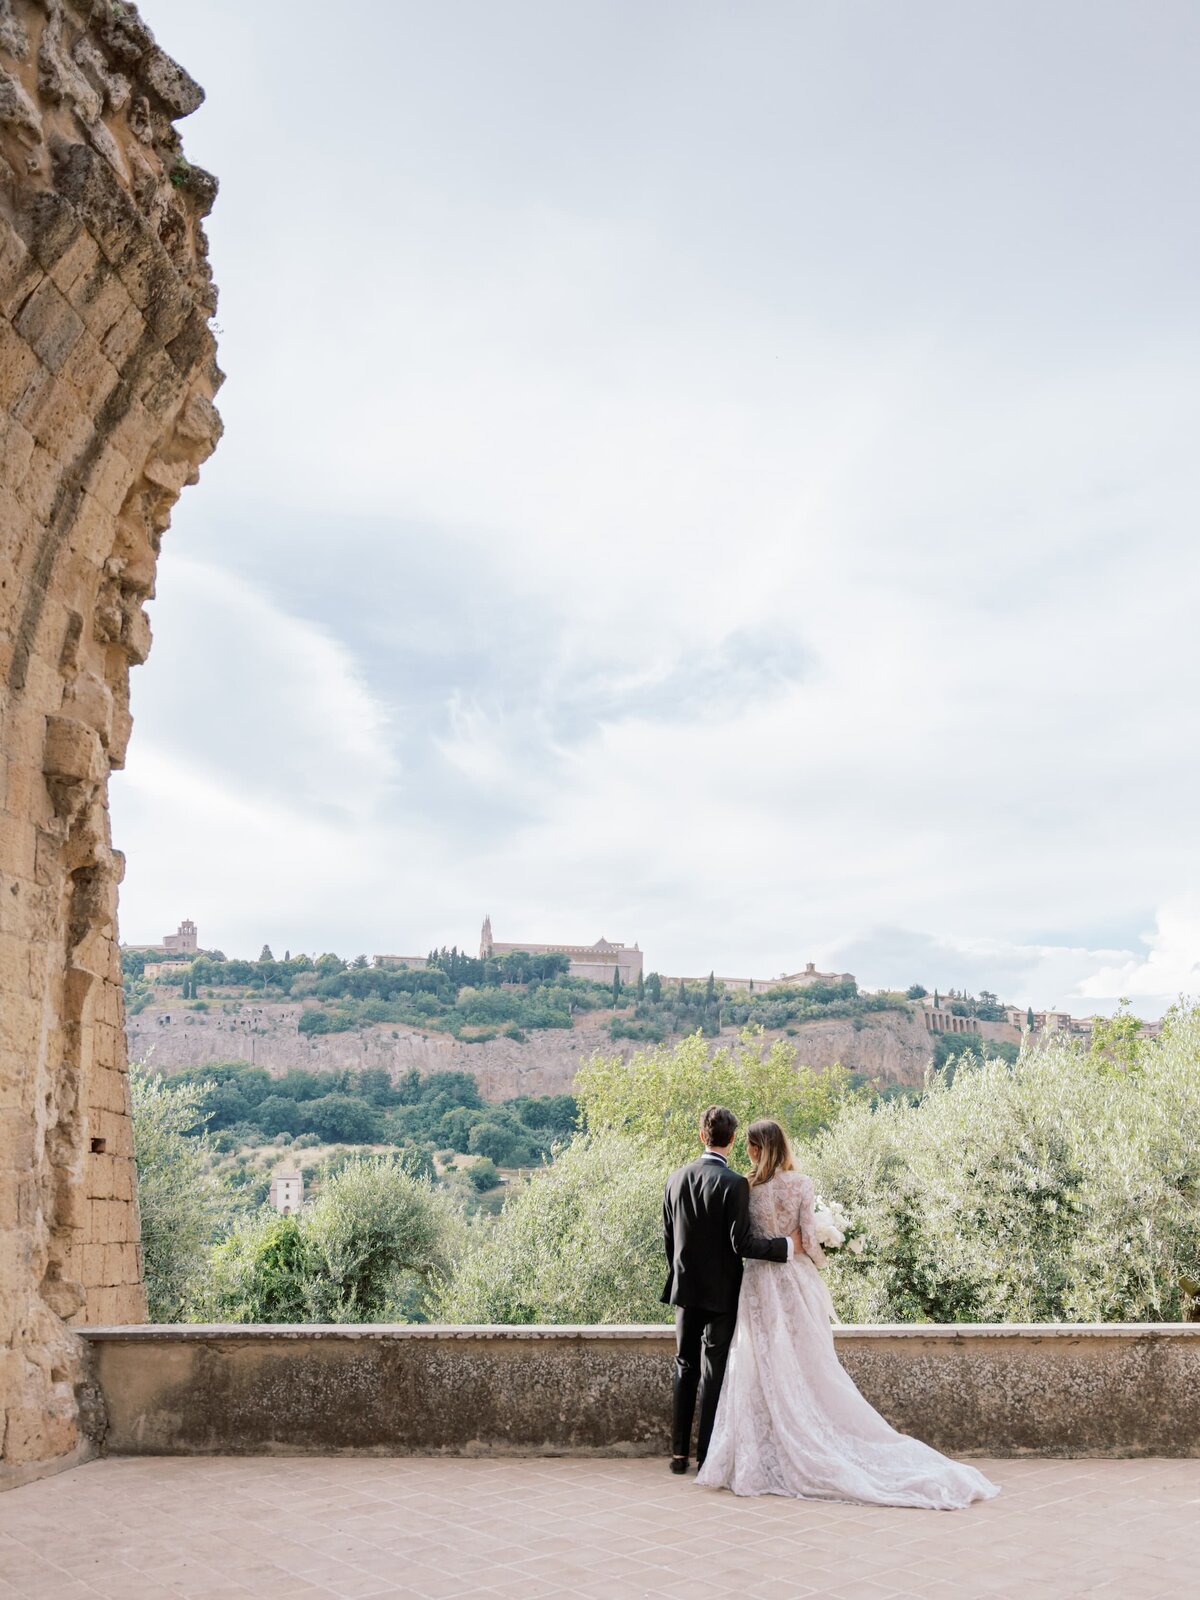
(696, 1169), (999, 1509)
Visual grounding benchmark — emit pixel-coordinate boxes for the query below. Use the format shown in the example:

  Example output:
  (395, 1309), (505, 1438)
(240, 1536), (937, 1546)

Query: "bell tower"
(480, 914), (494, 959)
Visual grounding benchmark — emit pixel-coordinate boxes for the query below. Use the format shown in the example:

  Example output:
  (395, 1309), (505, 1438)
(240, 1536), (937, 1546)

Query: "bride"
(696, 1119), (999, 1509)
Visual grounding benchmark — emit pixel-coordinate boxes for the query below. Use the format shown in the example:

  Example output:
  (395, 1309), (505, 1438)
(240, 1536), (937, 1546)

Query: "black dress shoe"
(669, 1457), (689, 1475)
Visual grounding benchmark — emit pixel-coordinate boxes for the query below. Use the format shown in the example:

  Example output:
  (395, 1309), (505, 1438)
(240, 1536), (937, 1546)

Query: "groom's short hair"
(701, 1105), (738, 1147)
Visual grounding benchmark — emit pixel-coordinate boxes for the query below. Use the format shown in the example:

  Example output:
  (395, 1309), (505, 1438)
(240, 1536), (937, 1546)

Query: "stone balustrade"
(79, 1322), (1200, 1460)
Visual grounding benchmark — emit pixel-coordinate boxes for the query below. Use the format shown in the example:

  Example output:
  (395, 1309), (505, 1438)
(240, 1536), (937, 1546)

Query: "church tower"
(480, 914), (493, 960)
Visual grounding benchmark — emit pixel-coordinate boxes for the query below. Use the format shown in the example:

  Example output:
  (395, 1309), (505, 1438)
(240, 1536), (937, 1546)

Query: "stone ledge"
(79, 1323), (1200, 1459)
(79, 1320), (1200, 1341)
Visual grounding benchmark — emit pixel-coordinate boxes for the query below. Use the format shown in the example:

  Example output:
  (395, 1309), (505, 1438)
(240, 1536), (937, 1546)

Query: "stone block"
(19, 442), (63, 523)
(141, 48), (204, 118)
(74, 260), (134, 341)
(0, 1109), (35, 1171)
(0, 317), (43, 408)
(99, 299), (146, 369)
(13, 276), (86, 374)
(135, 346), (186, 420)
(15, 372), (90, 464)
(0, 810), (37, 882)
(59, 328), (119, 412)
(50, 140), (193, 339)
(43, 716), (105, 785)
(0, 219), (42, 319)
(81, 439), (136, 516)
(0, 414), (35, 484)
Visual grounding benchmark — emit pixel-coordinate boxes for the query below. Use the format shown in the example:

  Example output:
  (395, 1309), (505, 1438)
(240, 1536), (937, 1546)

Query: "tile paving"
(0, 1456), (1197, 1599)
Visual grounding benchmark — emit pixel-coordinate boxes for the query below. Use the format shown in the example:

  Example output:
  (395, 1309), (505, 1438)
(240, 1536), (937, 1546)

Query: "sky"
(110, 1), (1200, 1016)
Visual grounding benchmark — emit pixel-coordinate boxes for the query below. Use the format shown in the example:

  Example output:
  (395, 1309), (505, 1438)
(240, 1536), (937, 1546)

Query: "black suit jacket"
(661, 1154), (789, 1312)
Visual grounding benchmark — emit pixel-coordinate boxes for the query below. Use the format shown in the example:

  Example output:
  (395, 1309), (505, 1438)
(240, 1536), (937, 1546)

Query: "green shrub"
(435, 1134), (669, 1324)
(199, 1154), (464, 1323)
(806, 1008), (1200, 1323)
(131, 1069), (234, 1321)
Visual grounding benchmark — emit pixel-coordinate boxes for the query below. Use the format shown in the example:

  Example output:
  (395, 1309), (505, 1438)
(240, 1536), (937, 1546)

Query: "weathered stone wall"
(82, 1323), (1200, 1459)
(0, 0), (220, 1484)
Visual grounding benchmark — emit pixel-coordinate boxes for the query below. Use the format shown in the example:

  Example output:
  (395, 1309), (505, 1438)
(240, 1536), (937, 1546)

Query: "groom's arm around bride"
(661, 1104), (801, 1474)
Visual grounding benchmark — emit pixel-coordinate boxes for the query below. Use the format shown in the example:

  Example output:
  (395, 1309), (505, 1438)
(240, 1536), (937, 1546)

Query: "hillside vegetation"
(123, 944), (974, 1049)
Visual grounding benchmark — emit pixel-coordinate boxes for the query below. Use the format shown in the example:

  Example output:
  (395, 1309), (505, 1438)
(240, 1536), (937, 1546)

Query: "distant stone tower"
(480, 914), (493, 960)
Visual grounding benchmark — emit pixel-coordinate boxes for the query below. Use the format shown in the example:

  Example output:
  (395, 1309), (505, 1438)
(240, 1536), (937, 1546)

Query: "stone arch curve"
(0, 0), (221, 1484)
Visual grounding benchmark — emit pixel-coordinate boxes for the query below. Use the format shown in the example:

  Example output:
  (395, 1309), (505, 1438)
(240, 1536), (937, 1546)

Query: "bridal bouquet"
(812, 1196), (863, 1256)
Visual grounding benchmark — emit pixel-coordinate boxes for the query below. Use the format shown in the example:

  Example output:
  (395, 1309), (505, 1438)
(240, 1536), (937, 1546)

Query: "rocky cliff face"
(0, 0), (220, 1484)
(127, 1002), (939, 1097)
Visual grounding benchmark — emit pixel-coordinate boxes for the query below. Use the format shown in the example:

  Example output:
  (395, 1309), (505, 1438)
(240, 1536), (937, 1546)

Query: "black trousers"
(672, 1304), (737, 1464)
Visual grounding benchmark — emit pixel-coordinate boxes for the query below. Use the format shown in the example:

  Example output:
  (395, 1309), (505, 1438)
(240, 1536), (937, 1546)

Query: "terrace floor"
(2, 1456), (1198, 1599)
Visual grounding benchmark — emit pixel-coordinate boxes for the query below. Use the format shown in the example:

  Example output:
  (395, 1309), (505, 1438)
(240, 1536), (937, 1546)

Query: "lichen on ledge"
(0, 0), (221, 1485)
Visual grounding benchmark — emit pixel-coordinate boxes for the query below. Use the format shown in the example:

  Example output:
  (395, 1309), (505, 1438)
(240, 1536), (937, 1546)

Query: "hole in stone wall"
(90, 1137), (106, 1153)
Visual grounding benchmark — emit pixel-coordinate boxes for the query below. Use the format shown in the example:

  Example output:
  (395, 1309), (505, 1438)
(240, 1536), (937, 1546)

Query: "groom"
(661, 1104), (801, 1474)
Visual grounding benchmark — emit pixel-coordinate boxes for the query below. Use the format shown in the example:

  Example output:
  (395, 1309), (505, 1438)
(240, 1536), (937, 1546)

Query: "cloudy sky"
(111, 1), (1200, 1015)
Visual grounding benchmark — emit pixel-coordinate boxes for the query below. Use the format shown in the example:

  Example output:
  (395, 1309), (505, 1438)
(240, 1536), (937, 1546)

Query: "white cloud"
(1077, 901), (1200, 1003)
(101, 1), (1200, 1013)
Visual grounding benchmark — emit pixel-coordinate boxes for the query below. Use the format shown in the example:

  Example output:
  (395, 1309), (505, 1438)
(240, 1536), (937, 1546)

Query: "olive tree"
(575, 1028), (857, 1168)
(131, 1068), (233, 1321)
(434, 1134), (670, 1324)
(805, 1004), (1200, 1323)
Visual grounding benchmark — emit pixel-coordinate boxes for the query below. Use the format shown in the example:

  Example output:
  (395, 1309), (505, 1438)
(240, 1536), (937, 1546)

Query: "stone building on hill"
(664, 961), (856, 994)
(268, 1170), (304, 1215)
(124, 918), (198, 955)
(163, 917), (198, 953)
(480, 916), (644, 984)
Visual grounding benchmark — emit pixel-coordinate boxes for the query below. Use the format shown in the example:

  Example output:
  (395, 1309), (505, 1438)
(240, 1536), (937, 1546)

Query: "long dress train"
(696, 1169), (999, 1509)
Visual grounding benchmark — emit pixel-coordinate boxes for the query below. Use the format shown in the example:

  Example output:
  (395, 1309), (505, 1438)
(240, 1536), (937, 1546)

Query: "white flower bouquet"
(812, 1196), (863, 1257)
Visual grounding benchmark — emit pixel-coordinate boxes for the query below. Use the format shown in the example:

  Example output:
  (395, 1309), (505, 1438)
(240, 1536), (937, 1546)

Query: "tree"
(130, 1068), (232, 1320)
(806, 1005), (1200, 1324)
(201, 1155), (462, 1323)
(906, 984), (928, 1000)
(435, 1134), (670, 1324)
(1027, 1006), (1036, 1029)
(469, 1157), (501, 1192)
(304, 1093), (382, 1144)
(575, 1030), (858, 1169)
(636, 970), (645, 1003)
(705, 971), (716, 1006)
(611, 966), (622, 1005)
(254, 1094), (305, 1137)
(260, 945), (274, 963)
(1088, 1000), (1145, 1073)
(646, 971), (662, 1003)
(468, 1110), (535, 1167)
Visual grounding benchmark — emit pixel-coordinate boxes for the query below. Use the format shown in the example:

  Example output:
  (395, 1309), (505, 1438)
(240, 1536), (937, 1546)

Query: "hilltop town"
(121, 918), (1141, 1101)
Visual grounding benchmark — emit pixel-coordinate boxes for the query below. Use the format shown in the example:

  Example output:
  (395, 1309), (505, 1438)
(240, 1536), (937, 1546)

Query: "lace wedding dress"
(696, 1170), (999, 1509)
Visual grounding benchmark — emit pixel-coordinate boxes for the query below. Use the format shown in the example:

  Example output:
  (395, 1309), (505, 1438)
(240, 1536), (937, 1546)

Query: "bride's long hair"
(747, 1118), (794, 1188)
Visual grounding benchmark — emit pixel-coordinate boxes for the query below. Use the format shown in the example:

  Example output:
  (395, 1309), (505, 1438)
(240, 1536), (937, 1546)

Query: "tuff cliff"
(0, 0), (220, 1484)
(127, 1002), (941, 1099)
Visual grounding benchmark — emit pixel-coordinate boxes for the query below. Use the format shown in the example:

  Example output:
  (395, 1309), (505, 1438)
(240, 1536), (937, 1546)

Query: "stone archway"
(0, 0), (221, 1485)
